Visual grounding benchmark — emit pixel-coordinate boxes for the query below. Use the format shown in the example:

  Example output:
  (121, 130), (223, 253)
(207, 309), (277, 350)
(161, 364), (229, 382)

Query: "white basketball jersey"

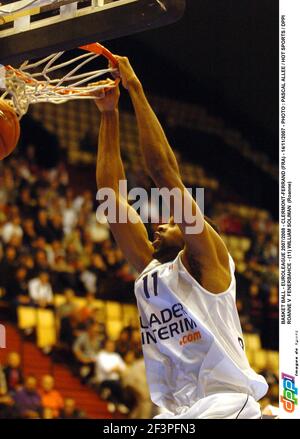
(134, 250), (268, 414)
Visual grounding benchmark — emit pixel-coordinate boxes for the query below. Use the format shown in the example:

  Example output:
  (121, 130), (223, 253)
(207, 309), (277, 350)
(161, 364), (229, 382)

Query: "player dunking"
(94, 56), (268, 419)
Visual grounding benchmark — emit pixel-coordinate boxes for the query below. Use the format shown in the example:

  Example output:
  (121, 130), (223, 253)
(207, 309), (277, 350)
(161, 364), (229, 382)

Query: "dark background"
(109, 0), (278, 162)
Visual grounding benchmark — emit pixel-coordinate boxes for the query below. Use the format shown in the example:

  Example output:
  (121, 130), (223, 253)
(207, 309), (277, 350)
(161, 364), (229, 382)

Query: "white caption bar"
(279, 0), (300, 419)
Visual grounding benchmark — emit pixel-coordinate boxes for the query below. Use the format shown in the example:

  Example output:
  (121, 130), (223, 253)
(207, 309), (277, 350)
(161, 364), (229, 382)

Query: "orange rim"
(79, 42), (118, 68)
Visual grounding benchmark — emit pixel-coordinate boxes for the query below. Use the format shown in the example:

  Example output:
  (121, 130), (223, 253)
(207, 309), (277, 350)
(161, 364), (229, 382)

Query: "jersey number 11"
(143, 272), (158, 299)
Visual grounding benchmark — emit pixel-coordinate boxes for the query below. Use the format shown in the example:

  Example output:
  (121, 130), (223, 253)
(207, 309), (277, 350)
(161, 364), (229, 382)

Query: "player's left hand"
(91, 79), (120, 112)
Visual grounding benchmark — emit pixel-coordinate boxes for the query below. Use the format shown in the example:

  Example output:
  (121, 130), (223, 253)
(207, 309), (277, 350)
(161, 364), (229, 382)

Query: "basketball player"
(94, 57), (268, 419)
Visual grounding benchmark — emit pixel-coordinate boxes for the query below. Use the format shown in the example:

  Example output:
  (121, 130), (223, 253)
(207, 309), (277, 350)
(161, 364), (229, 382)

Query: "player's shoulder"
(135, 258), (161, 282)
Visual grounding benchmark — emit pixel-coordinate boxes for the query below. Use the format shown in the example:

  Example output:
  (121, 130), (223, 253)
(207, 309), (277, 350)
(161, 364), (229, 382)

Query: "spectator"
(6, 266), (28, 305)
(0, 364), (7, 395)
(17, 187), (35, 218)
(22, 218), (37, 248)
(35, 210), (53, 243)
(1, 215), (23, 244)
(77, 262), (97, 295)
(104, 248), (123, 272)
(13, 375), (42, 418)
(3, 352), (24, 392)
(236, 299), (253, 334)
(116, 327), (132, 359)
(52, 255), (75, 293)
(49, 213), (64, 242)
(81, 242), (94, 267)
(35, 193), (50, 213)
(51, 239), (66, 261)
(64, 227), (83, 254)
(73, 322), (103, 382)
(247, 232), (267, 264)
(0, 363), (18, 418)
(94, 339), (127, 412)
(19, 254), (35, 279)
(0, 392), (17, 419)
(59, 398), (84, 419)
(0, 246), (18, 295)
(130, 329), (143, 358)
(88, 254), (108, 289)
(65, 242), (79, 266)
(248, 282), (263, 333)
(39, 375), (64, 418)
(28, 271), (53, 307)
(88, 215), (110, 244)
(262, 239), (278, 265)
(43, 407), (55, 419)
(56, 288), (78, 344)
(73, 262), (89, 296)
(77, 292), (97, 323)
(34, 249), (50, 273)
(32, 236), (48, 252)
(62, 198), (77, 235)
(121, 352), (153, 419)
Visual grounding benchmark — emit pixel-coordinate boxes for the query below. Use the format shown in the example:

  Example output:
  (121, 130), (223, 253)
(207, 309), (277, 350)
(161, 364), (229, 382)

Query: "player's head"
(152, 217), (185, 263)
(152, 215), (220, 263)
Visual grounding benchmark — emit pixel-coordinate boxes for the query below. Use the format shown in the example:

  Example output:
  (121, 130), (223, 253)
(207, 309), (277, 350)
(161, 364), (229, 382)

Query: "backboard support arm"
(0, 0), (186, 65)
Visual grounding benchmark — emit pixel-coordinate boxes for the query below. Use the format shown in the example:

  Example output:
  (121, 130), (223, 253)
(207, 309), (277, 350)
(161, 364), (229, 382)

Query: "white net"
(0, 45), (118, 118)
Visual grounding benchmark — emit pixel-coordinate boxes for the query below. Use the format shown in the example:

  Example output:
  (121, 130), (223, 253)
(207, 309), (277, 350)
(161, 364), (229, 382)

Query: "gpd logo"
(281, 372), (298, 413)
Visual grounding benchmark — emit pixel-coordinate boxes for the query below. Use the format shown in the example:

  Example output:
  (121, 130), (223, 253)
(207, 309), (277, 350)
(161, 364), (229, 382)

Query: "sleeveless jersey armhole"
(177, 250), (236, 297)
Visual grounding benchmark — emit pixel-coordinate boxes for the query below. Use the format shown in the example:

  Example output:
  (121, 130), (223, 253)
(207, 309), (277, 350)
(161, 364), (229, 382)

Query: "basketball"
(0, 99), (20, 160)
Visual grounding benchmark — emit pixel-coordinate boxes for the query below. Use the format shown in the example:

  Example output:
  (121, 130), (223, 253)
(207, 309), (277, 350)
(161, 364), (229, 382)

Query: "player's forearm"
(96, 109), (125, 192)
(128, 80), (180, 178)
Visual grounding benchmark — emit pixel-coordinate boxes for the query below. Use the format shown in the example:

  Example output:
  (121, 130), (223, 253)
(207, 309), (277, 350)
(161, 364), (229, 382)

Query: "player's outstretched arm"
(115, 58), (231, 291)
(95, 80), (153, 273)
(114, 56), (180, 179)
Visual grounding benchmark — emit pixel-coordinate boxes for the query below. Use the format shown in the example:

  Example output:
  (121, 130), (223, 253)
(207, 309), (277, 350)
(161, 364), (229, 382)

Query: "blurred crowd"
(0, 351), (84, 419)
(0, 149), (154, 417)
(0, 326), (152, 419)
(0, 138), (279, 417)
(213, 202), (279, 352)
(72, 324), (152, 417)
(0, 150), (136, 309)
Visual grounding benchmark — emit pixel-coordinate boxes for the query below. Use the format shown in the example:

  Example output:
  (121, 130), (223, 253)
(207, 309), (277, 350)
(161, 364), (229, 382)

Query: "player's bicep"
(108, 197), (153, 273)
(184, 219), (229, 265)
(181, 204), (230, 269)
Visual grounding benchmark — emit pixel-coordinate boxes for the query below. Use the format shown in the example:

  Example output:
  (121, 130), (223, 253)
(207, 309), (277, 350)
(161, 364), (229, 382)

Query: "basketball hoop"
(0, 42), (119, 118)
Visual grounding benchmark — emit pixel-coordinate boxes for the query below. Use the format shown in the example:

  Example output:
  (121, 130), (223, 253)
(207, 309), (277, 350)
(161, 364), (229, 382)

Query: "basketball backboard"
(0, 0), (185, 65)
